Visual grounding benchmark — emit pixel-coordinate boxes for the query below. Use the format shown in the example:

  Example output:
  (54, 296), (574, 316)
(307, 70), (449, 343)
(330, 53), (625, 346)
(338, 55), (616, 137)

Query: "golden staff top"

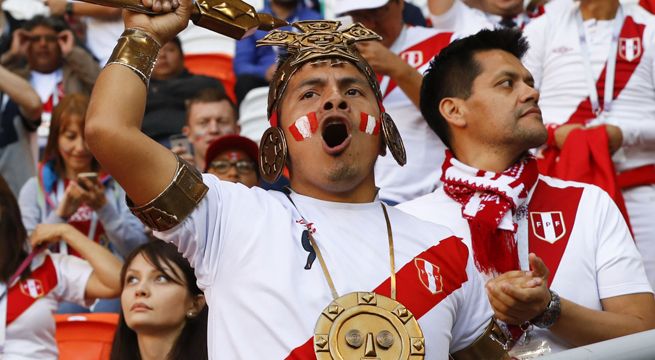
(77, 0), (288, 39)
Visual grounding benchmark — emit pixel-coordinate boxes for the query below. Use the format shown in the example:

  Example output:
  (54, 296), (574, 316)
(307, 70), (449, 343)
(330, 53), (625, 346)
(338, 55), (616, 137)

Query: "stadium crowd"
(1, 0), (655, 359)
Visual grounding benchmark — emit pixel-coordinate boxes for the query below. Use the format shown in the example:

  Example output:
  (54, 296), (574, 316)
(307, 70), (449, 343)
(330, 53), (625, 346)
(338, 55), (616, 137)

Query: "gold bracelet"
(106, 28), (161, 87)
(128, 156), (208, 231)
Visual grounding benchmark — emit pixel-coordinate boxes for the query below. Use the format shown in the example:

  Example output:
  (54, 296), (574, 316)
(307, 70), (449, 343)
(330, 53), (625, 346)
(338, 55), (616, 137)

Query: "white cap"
(332, 0), (389, 16)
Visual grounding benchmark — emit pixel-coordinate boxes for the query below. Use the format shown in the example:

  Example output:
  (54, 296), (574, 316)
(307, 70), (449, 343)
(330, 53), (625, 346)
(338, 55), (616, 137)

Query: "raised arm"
(0, 65), (42, 121)
(30, 223), (123, 299)
(85, 0), (192, 206)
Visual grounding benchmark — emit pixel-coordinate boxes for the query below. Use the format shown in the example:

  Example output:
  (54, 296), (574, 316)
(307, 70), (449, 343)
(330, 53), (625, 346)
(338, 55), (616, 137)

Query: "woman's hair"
(0, 175), (28, 282)
(43, 93), (99, 177)
(110, 241), (208, 360)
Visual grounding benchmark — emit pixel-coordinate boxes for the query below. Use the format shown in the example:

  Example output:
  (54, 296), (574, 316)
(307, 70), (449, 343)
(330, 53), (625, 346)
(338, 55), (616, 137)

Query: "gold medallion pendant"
(314, 292), (425, 360)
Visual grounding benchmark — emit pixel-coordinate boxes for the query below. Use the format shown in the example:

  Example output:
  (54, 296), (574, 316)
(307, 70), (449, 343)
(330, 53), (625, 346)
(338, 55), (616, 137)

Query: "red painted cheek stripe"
(285, 236), (470, 359)
(288, 112), (319, 141)
(359, 112), (381, 135)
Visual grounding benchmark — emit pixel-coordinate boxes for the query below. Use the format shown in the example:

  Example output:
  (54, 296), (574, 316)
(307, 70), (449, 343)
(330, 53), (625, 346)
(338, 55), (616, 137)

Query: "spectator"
(233, 0), (321, 105)
(110, 241), (208, 360)
(398, 28), (655, 358)
(204, 134), (260, 188)
(47, 0), (123, 66)
(0, 15), (99, 145)
(142, 37), (224, 145)
(19, 93), (148, 258)
(0, 174), (122, 360)
(334, 0), (454, 204)
(0, 63), (41, 196)
(522, 0), (655, 290)
(427, 0), (565, 35)
(171, 88), (240, 171)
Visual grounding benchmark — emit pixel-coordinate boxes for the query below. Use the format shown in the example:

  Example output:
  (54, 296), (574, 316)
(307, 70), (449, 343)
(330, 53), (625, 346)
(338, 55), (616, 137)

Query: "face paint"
(359, 112), (380, 135)
(288, 112), (318, 141)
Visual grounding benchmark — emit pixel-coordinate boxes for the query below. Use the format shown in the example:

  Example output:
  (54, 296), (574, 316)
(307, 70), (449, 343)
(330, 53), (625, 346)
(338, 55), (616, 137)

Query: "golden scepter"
(77, 0), (288, 39)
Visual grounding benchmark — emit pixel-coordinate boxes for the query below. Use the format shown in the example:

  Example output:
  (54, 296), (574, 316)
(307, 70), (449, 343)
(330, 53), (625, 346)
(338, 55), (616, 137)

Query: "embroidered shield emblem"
(400, 50), (423, 68)
(619, 37), (642, 62)
(530, 211), (566, 244)
(414, 258), (443, 295)
(20, 279), (45, 299)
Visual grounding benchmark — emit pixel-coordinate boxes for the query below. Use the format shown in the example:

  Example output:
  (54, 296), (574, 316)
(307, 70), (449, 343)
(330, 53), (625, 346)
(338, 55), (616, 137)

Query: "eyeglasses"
(209, 160), (256, 174)
(26, 34), (59, 43)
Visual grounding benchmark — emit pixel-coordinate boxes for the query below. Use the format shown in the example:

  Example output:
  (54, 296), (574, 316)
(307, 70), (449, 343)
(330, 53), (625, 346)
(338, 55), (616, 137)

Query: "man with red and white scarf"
(398, 28), (655, 359)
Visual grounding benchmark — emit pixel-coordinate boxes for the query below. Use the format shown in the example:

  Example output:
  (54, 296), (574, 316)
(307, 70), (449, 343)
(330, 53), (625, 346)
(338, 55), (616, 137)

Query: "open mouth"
(321, 117), (351, 155)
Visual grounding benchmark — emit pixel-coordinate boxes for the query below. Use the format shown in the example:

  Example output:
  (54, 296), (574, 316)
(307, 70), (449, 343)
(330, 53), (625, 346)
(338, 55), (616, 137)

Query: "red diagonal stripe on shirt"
(528, 180), (583, 286)
(7, 255), (58, 325)
(566, 16), (645, 125)
(379, 32), (453, 100)
(286, 236), (470, 360)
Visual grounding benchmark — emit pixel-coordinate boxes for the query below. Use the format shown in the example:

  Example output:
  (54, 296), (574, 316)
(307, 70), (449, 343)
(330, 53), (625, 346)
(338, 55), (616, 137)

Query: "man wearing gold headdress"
(84, 0), (516, 358)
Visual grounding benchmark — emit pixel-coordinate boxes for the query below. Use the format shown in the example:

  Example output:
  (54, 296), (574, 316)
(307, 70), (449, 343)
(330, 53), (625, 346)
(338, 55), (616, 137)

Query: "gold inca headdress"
(255, 20), (406, 184)
(256, 20), (383, 123)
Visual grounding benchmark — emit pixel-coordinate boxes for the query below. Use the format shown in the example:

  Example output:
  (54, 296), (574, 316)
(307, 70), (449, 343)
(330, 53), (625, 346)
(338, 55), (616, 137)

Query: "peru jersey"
(428, 0), (563, 36)
(397, 175), (653, 355)
(523, 2), (655, 172)
(156, 175), (493, 359)
(375, 25), (453, 204)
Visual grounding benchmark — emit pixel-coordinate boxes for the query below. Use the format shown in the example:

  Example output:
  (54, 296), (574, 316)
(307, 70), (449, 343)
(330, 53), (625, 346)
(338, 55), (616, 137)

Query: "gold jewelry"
(259, 127), (288, 183)
(381, 113), (407, 166)
(128, 155), (208, 231)
(310, 203), (424, 359)
(106, 28), (161, 87)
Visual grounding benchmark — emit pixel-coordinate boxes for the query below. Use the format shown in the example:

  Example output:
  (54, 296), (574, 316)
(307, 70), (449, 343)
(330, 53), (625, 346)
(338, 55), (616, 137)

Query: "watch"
(530, 289), (561, 329)
(65, 2), (74, 16)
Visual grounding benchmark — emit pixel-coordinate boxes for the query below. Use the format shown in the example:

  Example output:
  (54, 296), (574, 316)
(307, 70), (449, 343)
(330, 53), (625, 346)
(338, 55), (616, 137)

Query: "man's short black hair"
(420, 29), (529, 148)
(23, 15), (69, 33)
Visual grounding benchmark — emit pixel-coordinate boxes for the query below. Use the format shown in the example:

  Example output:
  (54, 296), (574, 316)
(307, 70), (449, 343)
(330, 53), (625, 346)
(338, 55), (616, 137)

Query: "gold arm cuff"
(128, 156), (208, 231)
(106, 28), (161, 87)
(451, 319), (511, 360)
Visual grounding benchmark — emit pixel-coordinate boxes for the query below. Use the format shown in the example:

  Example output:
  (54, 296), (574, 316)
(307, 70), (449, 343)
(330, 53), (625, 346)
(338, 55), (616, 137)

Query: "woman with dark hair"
(111, 241), (208, 360)
(0, 174), (122, 359)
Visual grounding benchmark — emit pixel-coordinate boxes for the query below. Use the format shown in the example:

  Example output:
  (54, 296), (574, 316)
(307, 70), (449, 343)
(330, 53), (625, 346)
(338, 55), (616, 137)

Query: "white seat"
(239, 86), (270, 144)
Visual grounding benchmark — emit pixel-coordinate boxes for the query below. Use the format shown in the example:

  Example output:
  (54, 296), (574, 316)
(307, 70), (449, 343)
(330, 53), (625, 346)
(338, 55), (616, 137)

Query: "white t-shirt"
(375, 25), (453, 204)
(397, 175), (653, 356)
(522, 2), (655, 172)
(156, 175), (493, 359)
(2, 253), (93, 360)
(428, 0), (568, 36)
(85, 17), (124, 66)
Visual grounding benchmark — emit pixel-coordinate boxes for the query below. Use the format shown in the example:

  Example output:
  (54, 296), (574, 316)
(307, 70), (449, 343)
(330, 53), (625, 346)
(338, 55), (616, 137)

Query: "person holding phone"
(18, 93), (148, 313)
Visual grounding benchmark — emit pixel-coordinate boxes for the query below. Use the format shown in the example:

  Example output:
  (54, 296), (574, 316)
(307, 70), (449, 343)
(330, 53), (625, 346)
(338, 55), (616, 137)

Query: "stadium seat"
(238, 86), (270, 144)
(185, 53), (237, 102)
(54, 313), (119, 360)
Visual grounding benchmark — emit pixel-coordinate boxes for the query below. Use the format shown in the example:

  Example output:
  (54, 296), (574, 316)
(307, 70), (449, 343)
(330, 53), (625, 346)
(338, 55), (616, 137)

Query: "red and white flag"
(288, 112), (318, 141)
(359, 112), (380, 135)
